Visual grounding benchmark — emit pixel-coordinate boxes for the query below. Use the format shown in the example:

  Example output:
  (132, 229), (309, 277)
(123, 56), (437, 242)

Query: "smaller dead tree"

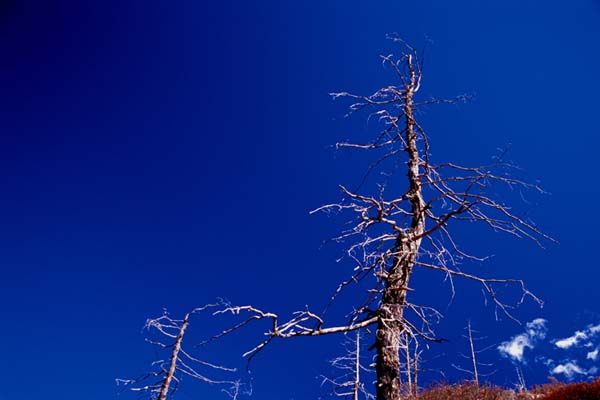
(452, 320), (496, 386)
(399, 332), (422, 398)
(467, 321), (478, 386)
(515, 365), (527, 393)
(321, 331), (375, 400)
(118, 305), (243, 400)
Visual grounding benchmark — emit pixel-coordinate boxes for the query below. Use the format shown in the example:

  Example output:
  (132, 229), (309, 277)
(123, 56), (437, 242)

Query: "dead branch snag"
(158, 311), (188, 400)
(468, 321), (479, 387)
(321, 332), (376, 400)
(118, 305), (244, 400)
(452, 320), (497, 386)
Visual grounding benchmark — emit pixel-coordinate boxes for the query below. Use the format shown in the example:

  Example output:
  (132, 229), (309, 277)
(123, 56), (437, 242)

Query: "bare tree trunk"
(412, 339), (419, 398)
(375, 55), (425, 400)
(375, 250), (417, 400)
(404, 334), (413, 396)
(467, 321), (479, 387)
(354, 332), (360, 400)
(158, 312), (190, 400)
(375, 261), (409, 400)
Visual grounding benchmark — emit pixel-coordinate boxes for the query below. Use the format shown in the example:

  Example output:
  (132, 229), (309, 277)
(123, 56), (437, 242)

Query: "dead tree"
(321, 332), (375, 400)
(128, 38), (553, 400)
(118, 305), (243, 400)
(203, 38), (552, 400)
(452, 320), (496, 386)
(467, 321), (480, 386)
(315, 37), (553, 399)
(399, 332), (422, 398)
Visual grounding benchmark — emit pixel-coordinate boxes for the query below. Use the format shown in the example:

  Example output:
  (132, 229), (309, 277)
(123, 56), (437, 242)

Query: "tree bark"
(354, 332), (360, 400)
(468, 321), (479, 387)
(375, 55), (424, 400)
(158, 313), (190, 400)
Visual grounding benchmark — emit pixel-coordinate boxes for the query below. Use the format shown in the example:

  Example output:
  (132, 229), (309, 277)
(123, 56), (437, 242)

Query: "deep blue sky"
(2, 1), (600, 399)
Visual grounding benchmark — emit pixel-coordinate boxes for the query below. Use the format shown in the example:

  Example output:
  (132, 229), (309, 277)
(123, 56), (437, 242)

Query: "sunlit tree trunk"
(375, 56), (425, 400)
(158, 312), (190, 400)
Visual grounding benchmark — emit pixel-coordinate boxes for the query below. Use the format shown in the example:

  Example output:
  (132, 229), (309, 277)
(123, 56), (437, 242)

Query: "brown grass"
(408, 379), (600, 400)
(415, 382), (515, 400)
(533, 378), (600, 400)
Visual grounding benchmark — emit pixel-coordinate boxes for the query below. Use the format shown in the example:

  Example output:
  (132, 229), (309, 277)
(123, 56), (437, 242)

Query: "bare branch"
(120, 308), (244, 399)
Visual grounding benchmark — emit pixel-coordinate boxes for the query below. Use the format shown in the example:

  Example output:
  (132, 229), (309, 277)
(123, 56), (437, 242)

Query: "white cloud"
(587, 349), (598, 361)
(555, 330), (588, 349)
(498, 319), (600, 378)
(527, 318), (548, 339)
(498, 333), (532, 362)
(589, 324), (600, 334)
(555, 323), (600, 350)
(498, 319), (547, 362)
(537, 322), (600, 380)
(551, 362), (587, 379)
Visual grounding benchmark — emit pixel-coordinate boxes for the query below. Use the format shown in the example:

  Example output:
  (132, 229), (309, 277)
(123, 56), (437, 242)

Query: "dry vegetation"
(408, 380), (600, 400)
(415, 382), (515, 400)
(529, 379), (600, 400)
